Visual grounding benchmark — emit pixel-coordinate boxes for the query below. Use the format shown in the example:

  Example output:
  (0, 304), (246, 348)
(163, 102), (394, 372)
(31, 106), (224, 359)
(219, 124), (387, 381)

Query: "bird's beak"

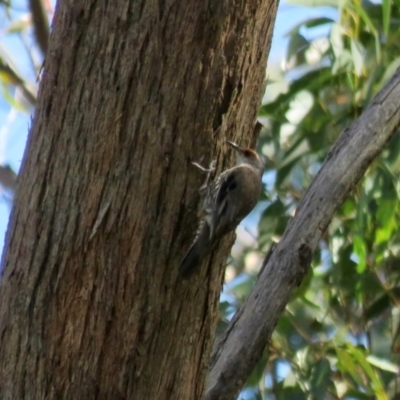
(226, 141), (241, 152)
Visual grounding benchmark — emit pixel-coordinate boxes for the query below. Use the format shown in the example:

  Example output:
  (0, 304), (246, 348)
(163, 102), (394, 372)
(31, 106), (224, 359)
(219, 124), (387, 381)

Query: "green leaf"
(330, 23), (344, 58)
(353, 2), (381, 62)
(344, 389), (376, 399)
(261, 67), (334, 115)
(336, 347), (365, 386)
(353, 234), (366, 273)
(378, 57), (400, 89)
(332, 49), (353, 74)
(366, 355), (399, 374)
(345, 345), (388, 399)
(350, 39), (365, 77)
(310, 358), (331, 399)
(287, 33), (309, 65)
(286, 0), (338, 6)
(375, 197), (397, 245)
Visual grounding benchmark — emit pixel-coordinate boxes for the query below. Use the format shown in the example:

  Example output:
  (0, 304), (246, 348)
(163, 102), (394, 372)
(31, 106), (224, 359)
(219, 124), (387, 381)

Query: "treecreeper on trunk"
(179, 141), (264, 278)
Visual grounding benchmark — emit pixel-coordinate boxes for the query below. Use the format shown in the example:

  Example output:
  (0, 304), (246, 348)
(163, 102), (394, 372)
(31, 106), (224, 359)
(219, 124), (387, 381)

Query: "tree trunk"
(0, 0), (278, 399)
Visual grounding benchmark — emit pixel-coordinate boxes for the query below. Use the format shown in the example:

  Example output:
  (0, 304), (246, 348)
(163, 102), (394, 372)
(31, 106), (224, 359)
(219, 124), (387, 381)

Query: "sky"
(0, 1), (338, 258)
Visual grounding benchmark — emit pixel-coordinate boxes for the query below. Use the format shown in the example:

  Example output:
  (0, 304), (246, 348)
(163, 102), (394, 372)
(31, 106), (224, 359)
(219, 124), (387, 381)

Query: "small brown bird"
(179, 141), (264, 278)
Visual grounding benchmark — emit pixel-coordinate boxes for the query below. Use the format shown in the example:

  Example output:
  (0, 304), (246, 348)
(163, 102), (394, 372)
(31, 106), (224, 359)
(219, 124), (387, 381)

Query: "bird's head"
(227, 141), (264, 173)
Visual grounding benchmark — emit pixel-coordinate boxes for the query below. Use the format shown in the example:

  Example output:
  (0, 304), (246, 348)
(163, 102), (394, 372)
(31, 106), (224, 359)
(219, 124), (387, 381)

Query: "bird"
(179, 141), (264, 278)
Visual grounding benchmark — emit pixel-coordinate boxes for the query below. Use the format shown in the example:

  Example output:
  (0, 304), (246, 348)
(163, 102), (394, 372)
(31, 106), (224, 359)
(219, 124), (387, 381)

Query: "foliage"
(0, 0), (43, 110)
(223, 0), (400, 398)
(0, 0), (52, 229)
(0, 0), (47, 198)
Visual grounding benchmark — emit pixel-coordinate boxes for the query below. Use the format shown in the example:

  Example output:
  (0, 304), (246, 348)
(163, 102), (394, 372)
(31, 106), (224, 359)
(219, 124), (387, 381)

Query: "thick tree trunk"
(0, 0), (278, 399)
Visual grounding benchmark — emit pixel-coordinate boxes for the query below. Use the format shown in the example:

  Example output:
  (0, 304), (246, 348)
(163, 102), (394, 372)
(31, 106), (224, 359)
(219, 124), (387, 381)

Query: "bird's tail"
(179, 221), (211, 278)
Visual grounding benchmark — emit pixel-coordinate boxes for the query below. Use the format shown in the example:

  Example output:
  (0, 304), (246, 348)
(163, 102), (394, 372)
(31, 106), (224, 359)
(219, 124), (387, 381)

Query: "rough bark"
(0, 0), (278, 399)
(206, 68), (400, 400)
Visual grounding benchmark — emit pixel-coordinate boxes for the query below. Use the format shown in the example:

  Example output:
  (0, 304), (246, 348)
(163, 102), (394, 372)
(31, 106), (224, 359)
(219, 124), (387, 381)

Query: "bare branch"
(28, 0), (50, 57)
(206, 67), (400, 400)
(0, 165), (17, 192)
(0, 61), (37, 106)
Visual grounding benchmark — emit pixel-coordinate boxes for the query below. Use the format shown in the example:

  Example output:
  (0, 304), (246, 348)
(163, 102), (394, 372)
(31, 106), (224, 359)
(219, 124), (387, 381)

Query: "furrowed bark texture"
(0, 0), (278, 399)
(206, 68), (400, 400)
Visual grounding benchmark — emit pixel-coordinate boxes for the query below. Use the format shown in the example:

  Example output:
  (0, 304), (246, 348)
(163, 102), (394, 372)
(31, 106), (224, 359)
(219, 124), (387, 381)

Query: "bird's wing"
(205, 168), (238, 237)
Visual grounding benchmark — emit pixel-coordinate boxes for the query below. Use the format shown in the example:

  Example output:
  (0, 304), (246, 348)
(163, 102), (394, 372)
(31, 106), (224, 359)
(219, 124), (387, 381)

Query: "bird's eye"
(243, 149), (255, 157)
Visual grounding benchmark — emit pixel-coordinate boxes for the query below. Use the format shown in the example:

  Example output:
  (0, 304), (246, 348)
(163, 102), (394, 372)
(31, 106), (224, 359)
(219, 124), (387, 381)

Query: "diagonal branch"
(28, 0), (50, 57)
(0, 165), (17, 193)
(0, 61), (37, 107)
(206, 67), (400, 400)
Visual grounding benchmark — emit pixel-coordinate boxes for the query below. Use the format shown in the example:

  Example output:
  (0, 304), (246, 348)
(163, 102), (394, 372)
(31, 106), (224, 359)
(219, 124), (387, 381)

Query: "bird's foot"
(193, 160), (216, 191)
